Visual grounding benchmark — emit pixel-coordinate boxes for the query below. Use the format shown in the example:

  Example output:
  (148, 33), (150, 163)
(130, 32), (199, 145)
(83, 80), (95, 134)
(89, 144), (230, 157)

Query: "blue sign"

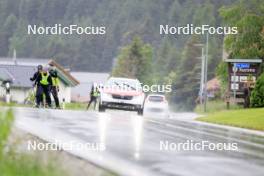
(234, 63), (250, 69)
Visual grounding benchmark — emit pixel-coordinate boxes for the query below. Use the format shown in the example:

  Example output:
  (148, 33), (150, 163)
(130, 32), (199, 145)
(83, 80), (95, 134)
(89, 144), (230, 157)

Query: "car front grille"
(112, 94), (133, 100)
(148, 108), (164, 112)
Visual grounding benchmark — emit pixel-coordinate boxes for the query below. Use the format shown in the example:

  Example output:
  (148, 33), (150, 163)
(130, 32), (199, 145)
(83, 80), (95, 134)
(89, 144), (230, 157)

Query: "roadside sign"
(231, 83), (239, 90)
(224, 59), (262, 97)
(231, 76), (239, 82)
(235, 63), (250, 69)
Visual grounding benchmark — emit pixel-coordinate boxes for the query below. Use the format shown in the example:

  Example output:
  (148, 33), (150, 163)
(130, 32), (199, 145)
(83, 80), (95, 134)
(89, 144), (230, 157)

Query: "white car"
(144, 94), (169, 118)
(99, 77), (145, 115)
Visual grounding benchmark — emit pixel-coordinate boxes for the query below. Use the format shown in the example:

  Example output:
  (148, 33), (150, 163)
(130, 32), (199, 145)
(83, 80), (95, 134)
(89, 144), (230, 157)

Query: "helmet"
(37, 65), (43, 71)
(49, 65), (56, 71)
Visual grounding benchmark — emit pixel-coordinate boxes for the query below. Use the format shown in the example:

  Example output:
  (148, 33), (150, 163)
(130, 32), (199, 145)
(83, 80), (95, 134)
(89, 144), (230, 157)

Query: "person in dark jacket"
(87, 84), (100, 110)
(49, 64), (60, 108)
(30, 65), (43, 107)
(35, 67), (52, 108)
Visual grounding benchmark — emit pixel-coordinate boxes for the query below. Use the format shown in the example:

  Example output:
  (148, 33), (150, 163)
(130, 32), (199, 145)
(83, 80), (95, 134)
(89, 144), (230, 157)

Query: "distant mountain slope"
(0, 0), (234, 71)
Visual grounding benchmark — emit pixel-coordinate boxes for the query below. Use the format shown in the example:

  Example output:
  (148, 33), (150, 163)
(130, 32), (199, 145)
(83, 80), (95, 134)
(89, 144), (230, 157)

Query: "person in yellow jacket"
(49, 64), (60, 109)
(35, 67), (52, 108)
(86, 84), (100, 110)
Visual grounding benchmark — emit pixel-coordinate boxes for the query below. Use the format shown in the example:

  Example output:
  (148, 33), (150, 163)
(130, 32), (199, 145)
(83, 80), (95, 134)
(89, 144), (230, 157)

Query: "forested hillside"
(0, 0), (234, 72)
(6, 0), (262, 110)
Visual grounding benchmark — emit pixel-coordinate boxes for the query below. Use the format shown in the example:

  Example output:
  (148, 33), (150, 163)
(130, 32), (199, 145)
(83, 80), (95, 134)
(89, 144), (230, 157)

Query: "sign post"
(224, 59), (262, 105)
(204, 33), (209, 113)
(5, 81), (11, 104)
(232, 64), (238, 103)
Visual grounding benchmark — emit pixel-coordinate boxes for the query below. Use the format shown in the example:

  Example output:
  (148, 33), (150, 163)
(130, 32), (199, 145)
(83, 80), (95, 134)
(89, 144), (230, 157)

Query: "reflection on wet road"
(15, 108), (264, 176)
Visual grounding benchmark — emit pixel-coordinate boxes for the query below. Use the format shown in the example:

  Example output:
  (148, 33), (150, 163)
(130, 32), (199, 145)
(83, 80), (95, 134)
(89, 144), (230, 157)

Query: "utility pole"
(204, 32), (209, 113)
(194, 32), (209, 113)
(194, 44), (205, 110)
(200, 48), (205, 107)
(232, 63), (238, 103)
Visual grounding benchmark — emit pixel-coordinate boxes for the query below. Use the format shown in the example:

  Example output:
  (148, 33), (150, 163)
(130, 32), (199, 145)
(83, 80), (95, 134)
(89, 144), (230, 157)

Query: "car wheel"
(99, 104), (106, 112)
(137, 109), (143, 116)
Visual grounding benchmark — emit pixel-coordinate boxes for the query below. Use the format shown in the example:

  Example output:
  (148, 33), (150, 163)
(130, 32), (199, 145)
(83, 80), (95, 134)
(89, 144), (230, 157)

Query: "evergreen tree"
(170, 35), (202, 110)
(220, 0), (264, 60)
(112, 36), (153, 84)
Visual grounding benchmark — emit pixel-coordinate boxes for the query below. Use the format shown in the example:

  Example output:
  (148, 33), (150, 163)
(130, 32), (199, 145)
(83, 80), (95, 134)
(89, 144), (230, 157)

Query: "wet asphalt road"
(14, 108), (264, 176)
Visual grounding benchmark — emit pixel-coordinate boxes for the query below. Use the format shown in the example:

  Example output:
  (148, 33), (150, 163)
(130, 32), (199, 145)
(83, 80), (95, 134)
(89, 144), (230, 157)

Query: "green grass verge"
(0, 110), (67, 176)
(64, 102), (87, 110)
(0, 110), (13, 155)
(194, 100), (241, 114)
(0, 154), (64, 176)
(197, 108), (264, 131)
(0, 101), (32, 108)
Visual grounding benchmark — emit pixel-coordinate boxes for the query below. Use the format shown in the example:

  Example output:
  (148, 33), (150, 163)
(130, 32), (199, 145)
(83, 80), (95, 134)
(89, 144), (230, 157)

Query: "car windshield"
(122, 82), (136, 90)
(105, 79), (142, 91)
(148, 96), (164, 102)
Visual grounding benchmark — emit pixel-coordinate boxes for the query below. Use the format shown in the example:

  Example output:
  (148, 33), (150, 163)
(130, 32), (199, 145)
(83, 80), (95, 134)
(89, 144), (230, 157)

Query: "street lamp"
(194, 43), (206, 111)
(194, 32), (209, 112)
(204, 32), (209, 113)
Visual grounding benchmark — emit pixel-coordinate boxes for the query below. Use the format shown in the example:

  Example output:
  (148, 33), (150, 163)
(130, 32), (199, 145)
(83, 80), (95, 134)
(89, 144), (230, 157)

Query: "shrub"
(251, 73), (264, 107)
(0, 110), (66, 176)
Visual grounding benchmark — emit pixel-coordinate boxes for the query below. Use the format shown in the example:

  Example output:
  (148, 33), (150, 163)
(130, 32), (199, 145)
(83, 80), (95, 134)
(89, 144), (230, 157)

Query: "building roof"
(224, 59), (263, 63)
(49, 60), (79, 86)
(0, 65), (35, 88)
(0, 58), (79, 88)
(0, 57), (49, 66)
(0, 68), (13, 82)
